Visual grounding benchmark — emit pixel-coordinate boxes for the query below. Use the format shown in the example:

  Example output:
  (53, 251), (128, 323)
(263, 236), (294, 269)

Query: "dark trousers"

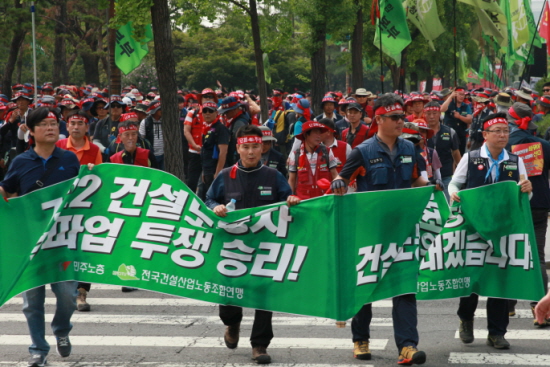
(458, 294), (508, 335)
(352, 294), (418, 351)
(219, 305), (273, 347)
(198, 173), (215, 202)
(77, 282), (90, 292)
(186, 153), (202, 194)
(532, 208), (549, 301)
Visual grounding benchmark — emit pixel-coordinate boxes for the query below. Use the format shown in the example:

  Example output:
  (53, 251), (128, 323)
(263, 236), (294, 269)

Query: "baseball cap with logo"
(259, 125), (277, 142)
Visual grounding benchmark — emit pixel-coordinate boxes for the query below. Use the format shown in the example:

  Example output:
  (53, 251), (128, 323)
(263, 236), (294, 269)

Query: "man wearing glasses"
(331, 93), (440, 365)
(542, 83), (550, 97)
(448, 112), (532, 350)
(93, 95), (126, 160)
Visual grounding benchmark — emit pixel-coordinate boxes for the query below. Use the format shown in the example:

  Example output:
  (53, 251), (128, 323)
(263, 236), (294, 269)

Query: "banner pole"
(31, 1), (38, 101)
(379, 9), (384, 94)
(453, 0), (458, 87)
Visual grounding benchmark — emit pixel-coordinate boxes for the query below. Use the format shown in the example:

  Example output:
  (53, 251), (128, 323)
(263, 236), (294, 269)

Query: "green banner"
(0, 165), (543, 321)
(115, 23), (153, 75)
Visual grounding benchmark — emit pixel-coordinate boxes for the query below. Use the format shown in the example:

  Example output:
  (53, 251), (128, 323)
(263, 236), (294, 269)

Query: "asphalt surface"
(0, 283), (549, 367)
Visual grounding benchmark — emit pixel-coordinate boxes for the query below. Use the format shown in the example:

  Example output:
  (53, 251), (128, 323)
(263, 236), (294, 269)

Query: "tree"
(2, 1), (28, 99)
(295, 0), (354, 114)
(350, 0), (364, 90)
(111, 0), (184, 179)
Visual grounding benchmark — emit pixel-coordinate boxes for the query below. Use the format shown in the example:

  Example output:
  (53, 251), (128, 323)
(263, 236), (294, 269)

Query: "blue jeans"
(155, 154), (165, 171)
(22, 281), (78, 355)
(441, 176), (452, 203)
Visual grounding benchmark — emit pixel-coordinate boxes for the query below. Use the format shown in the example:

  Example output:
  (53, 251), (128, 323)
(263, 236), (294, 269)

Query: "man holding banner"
(331, 93), (440, 365)
(506, 103), (550, 326)
(0, 107), (87, 367)
(205, 124), (300, 364)
(449, 113), (532, 349)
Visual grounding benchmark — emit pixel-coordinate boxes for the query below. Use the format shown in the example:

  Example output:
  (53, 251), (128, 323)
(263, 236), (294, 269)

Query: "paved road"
(0, 283), (549, 366)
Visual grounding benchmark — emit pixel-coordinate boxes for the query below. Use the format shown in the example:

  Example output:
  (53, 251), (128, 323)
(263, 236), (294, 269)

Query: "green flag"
(406, 0), (444, 51)
(115, 23), (153, 75)
(263, 53), (271, 85)
(505, 0), (529, 53)
(467, 68), (481, 84)
(374, 0), (411, 65)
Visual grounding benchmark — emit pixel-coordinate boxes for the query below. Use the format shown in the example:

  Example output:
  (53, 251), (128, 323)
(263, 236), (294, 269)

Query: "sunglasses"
(380, 114), (406, 121)
(203, 109), (217, 114)
(544, 89), (550, 92)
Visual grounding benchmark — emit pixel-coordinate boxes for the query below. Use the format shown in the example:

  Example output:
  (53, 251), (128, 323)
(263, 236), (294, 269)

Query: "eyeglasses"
(203, 109), (217, 114)
(111, 105), (123, 109)
(36, 122), (59, 128)
(203, 95), (215, 99)
(356, 95), (368, 98)
(485, 129), (510, 135)
(544, 89), (550, 92)
(380, 114), (406, 121)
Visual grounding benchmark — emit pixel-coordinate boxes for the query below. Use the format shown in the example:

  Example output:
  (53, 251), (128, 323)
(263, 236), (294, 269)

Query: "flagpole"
(378, 5), (384, 94)
(453, 0), (458, 87)
(31, 1), (38, 101)
(521, 0), (547, 84)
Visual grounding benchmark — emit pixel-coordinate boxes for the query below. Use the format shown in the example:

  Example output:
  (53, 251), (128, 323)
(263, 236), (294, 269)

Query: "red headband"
(67, 115), (88, 124)
(375, 103), (403, 115)
(119, 124), (138, 134)
(483, 117), (508, 130)
(455, 88), (465, 92)
(237, 136), (263, 145)
(508, 107), (532, 130)
(46, 112), (57, 120)
(424, 106), (440, 112)
(120, 112), (139, 122)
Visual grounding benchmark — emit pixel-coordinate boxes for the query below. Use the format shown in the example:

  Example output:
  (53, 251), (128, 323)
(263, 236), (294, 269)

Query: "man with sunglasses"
(331, 93), (440, 366)
(542, 83), (550, 97)
(448, 112), (531, 350)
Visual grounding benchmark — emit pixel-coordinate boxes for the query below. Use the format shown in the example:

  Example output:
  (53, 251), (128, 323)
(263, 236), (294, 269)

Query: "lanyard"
(484, 145), (504, 183)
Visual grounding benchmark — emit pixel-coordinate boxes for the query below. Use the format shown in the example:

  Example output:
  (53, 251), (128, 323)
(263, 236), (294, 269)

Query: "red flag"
(371, 0), (380, 25)
(539, 0), (550, 55)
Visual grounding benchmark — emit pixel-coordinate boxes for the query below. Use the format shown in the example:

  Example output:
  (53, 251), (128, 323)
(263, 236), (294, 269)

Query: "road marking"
(0, 335), (388, 349)
(454, 329), (550, 339)
(449, 352), (550, 365)
(0, 313), (393, 327)
(477, 309), (533, 319)
(0, 364), (373, 367)
(2, 297), (393, 308)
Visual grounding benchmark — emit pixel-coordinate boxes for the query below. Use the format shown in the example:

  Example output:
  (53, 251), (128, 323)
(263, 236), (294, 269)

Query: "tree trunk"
(388, 63), (400, 91)
(2, 0), (26, 99)
(249, 0), (268, 123)
(310, 28), (326, 116)
(350, 2), (363, 90)
(399, 47), (408, 93)
(425, 61), (433, 92)
(410, 71), (418, 92)
(16, 45), (24, 84)
(151, 0), (185, 181)
(108, 0), (121, 95)
(81, 52), (100, 85)
(53, 0), (68, 86)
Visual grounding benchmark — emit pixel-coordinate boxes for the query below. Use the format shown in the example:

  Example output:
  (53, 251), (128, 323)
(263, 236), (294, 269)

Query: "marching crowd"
(1, 81), (550, 366)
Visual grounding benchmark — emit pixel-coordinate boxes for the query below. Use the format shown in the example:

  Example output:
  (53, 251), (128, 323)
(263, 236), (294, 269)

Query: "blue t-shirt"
(0, 146), (80, 195)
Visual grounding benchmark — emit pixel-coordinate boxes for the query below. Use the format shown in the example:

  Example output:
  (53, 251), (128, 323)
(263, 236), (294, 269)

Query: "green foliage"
(111, 0), (153, 41)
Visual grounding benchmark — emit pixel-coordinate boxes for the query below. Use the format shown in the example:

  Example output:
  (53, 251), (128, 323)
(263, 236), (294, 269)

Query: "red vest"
(56, 138), (100, 165)
(329, 140), (348, 173)
(342, 124), (368, 149)
(187, 109), (204, 147)
(295, 146), (331, 200)
(110, 147), (150, 167)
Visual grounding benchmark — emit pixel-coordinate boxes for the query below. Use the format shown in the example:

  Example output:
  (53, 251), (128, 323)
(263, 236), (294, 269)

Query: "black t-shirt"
(443, 100), (471, 136)
(507, 130), (550, 209)
(427, 124), (459, 178)
(201, 120), (230, 174)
